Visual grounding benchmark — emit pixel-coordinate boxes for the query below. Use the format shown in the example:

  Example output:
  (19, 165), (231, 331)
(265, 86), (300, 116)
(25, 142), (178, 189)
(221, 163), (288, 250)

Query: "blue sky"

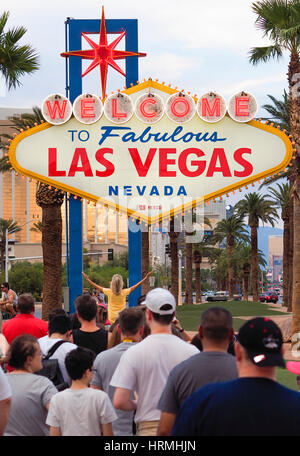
(0, 0), (289, 108)
(0, 0), (290, 227)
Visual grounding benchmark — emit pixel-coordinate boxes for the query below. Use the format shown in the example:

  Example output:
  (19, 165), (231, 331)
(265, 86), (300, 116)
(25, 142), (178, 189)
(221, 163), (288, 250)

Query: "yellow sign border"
(9, 80), (293, 224)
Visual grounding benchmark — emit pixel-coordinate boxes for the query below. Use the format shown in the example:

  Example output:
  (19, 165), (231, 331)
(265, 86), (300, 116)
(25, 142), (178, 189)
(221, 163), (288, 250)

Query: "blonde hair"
(111, 274), (124, 295)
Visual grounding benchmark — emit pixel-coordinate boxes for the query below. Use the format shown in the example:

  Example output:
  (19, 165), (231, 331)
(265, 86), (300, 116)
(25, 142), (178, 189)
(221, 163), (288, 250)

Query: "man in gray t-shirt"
(91, 307), (145, 436)
(157, 307), (238, 436)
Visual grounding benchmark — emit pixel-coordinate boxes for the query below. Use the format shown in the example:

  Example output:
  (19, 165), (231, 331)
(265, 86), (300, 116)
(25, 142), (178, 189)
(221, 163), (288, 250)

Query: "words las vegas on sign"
(9, 80), (293, 224)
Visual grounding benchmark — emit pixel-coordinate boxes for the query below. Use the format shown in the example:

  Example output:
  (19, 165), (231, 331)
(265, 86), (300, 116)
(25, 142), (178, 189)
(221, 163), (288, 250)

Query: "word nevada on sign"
(9, 81), (292, 223)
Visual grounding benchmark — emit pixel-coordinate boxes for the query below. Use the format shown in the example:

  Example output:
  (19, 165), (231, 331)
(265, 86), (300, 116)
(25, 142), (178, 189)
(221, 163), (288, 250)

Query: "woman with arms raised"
(82, 271), (153, 324)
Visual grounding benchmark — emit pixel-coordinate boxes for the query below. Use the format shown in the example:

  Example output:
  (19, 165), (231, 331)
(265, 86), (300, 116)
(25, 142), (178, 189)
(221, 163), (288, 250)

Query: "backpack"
(36, 340), (69, 391)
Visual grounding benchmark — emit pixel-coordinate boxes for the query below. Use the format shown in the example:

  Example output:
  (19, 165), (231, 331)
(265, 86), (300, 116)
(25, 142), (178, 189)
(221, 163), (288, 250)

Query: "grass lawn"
(277, 368), (298, 391)
(176, 301), (297, 390)
(176, 301), (289, 332)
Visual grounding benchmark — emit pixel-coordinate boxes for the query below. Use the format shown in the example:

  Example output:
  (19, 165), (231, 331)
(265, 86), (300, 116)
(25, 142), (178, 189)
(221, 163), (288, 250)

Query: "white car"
(206, 291), (228, 302)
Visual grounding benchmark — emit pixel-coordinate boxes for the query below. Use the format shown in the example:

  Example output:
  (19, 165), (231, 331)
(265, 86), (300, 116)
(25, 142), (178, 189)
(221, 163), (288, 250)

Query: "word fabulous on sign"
(42, 90), (258, 126)
(10, 81), (292, 224)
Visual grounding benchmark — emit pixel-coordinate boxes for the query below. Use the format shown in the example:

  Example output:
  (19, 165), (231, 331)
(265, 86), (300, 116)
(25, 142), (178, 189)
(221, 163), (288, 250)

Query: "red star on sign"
(61, 7), (146, 99)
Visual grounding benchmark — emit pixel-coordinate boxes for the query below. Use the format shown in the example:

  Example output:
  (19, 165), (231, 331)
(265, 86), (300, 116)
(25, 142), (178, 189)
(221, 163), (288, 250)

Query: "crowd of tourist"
(1, 277), (300, 436)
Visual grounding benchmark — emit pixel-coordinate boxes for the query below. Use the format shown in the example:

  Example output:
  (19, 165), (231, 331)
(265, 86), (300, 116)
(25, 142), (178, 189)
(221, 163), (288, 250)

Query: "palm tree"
(258, 91), (291, 188)
(259, 91), (294, 313)
(268, 182), (291, 309)
(36, 183), (64, 319)
(232, 243), (267, 301)
(211, 215), (249, 299)
(0, 11), (39, 90)
(261, 90), (290, 131)
(259, 91), (294, 314)
(168, 216), (179, 304)
(193, 240), (214, 303)
(0, 108), (65, 319)
(184, 212), (211, 305)
(249, 0), (300, 333)
(235, 192), (278, 302)
(141, 223), (150, 295)
(0, 219), (21, 272)
(210, 249), (229, 291)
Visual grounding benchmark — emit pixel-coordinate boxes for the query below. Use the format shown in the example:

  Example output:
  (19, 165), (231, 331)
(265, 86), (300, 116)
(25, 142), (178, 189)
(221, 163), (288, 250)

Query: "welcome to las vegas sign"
(9, 80), (292, 224)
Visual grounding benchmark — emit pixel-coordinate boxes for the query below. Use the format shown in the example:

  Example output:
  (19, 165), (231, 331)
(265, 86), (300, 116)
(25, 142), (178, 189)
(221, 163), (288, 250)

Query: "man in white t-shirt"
(110, 288), (198, 436)
(0, 366), (11, 435)
(38, 314), (77, 386)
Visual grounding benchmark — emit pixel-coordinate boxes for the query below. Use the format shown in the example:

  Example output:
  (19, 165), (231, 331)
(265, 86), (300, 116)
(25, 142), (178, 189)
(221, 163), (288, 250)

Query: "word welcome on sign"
(9, 80), (292, 223)
(42, 90), (257, 126)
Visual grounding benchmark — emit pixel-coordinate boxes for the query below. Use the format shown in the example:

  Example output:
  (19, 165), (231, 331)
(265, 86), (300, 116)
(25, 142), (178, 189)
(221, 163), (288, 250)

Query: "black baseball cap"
(238, 317), (285, 368)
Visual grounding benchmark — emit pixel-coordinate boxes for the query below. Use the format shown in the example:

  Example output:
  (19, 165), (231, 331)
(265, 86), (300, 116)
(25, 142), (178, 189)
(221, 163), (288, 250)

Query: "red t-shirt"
(3, 314), (48, 344)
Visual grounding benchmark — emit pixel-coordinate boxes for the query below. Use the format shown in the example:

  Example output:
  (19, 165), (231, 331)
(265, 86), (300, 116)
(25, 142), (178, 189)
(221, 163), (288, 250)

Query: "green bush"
(0, 259), (129, 299)
(83, 263), (129, 292)
(2, 261), (43, 296)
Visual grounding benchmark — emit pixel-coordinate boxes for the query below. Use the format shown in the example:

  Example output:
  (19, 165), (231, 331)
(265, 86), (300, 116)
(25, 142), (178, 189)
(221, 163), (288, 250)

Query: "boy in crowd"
(46, 347), (117, 436)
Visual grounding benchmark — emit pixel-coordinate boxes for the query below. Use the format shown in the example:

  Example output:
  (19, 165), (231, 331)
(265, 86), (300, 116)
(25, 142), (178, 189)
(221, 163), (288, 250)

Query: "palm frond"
(261, 90), (290, 130)
(234, 192), (279, 227)
(268, 182), (291, 210)
(0, 13), (39, 90)
(4, 26), (27, 45)
(0, 155), (11, 173)
(0, 11), (9, 36)
(248, 44), (283, 64)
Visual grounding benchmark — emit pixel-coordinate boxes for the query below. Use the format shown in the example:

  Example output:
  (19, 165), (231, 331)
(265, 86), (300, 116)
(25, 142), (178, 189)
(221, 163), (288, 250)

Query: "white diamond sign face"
(9, 81), (292, 223)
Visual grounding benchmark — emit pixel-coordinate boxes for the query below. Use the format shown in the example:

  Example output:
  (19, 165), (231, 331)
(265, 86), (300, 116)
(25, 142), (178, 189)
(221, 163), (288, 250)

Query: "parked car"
(259, 292), (278, 304)
(259, 293), (267, 302)
(207, 291), (228, 302)
(233, 294), (242, 301)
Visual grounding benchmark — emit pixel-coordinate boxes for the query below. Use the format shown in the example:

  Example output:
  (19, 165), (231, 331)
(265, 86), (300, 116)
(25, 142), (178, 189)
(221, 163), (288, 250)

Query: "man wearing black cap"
(172, 317), (300, 436)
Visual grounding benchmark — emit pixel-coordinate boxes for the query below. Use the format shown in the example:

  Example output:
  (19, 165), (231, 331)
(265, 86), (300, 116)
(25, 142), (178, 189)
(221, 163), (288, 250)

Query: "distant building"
(0, 108), (128, 265)
(150, 200), (227, 268)
(268, 235), (283, 283)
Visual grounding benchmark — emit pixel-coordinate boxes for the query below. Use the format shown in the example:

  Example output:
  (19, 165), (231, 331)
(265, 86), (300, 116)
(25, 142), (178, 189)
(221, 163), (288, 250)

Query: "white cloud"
(222, 73), (287, 95)
(140, 52), (203, 83)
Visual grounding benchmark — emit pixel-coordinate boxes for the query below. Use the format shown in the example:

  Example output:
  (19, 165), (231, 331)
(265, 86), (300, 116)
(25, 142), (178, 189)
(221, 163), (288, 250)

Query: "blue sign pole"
(66, 16), (142, 312)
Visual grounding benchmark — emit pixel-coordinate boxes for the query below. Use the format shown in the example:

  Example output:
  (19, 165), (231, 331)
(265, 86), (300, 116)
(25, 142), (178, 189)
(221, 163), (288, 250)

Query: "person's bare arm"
(82, 272), (104, 292)
(113, 387), (137, 411)
(101, 422), (114, 436)
(3, 292), (16, 315)
(45, 402), (50, 411)
(0, 292), (16, 316)
(157, 411), (176, 436)
(172, 318), (192, 342)
(90, 384), (103, 391)
(0, 397), (11, 436)
(50, 426), (62, 436)
(129, 270), (153, 293)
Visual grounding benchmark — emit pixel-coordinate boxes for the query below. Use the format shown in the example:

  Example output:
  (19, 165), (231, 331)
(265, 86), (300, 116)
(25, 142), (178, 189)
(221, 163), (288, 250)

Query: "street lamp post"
(5, 228), (8, 283)
(153, 256), (161, 287)
(5, 219), (35, 282)
(178, 250), (182, 306)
